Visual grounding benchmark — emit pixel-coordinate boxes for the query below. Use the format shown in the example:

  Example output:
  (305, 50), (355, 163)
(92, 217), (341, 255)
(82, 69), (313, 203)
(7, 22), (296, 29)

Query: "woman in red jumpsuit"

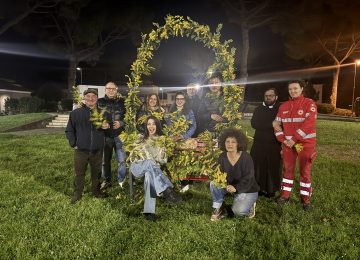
(273, 80), (317, 211)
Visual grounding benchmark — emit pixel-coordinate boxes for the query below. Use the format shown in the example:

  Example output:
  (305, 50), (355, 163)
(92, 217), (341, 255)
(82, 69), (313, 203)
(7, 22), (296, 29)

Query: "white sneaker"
(119, 180), (126, 188)
(248, 202), (256, 219)
(180, 184), (190, 193)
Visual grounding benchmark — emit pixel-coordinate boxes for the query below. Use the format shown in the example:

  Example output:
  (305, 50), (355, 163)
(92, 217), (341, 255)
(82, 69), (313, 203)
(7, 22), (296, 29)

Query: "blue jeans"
(130, 160), (173, 214)
(210, 181), (258, 217)
(102, 136), (127, 182)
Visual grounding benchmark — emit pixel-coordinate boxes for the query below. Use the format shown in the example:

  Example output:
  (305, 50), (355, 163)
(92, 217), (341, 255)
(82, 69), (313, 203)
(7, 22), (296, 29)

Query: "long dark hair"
(144, 115), (163, 139)
(169, 91), (191, 114)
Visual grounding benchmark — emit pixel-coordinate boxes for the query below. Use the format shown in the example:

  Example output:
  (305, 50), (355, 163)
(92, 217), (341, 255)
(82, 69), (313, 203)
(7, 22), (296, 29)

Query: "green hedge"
(317, 103), (335, 114)
(333, 108), (353, 116)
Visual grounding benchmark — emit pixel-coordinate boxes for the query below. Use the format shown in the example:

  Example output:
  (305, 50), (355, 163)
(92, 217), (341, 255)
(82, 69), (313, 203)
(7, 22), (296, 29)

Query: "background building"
(0, 78), (31, 113)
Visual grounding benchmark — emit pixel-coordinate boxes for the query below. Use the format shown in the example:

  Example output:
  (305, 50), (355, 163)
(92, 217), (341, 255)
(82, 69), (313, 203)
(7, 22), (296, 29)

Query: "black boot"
(302, 203), (313, 211)
(162, 188), (182, 203)
(143, 213), (157, 221)
(93, 192), (109, 199)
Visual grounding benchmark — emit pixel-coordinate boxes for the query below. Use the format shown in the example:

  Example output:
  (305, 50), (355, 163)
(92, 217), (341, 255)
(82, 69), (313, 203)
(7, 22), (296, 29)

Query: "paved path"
(1, 128), (65, 136)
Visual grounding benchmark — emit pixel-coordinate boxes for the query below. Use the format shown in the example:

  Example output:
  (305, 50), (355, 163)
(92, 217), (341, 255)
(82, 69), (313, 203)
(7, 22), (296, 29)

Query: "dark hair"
(288, 80), (306, 89)
(144, 115), (163, 139)
(208, 71), (222, 82)
(146, 93), (161, 108)
(265, 88), (278, 96)
(169, 91), (191, 113)
(218, 128), (248, 152)
(105, 81), (118, 88)
(207, 73), (223, 94)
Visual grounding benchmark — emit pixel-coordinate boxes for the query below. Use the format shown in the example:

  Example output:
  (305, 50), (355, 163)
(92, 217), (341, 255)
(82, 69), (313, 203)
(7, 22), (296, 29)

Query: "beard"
(264, 100), (276, 106)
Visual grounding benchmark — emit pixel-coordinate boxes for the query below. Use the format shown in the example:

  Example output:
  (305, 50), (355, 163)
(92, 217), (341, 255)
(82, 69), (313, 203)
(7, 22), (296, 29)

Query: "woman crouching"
(129, 116), (182, 220)
(210, 128), (259, 221)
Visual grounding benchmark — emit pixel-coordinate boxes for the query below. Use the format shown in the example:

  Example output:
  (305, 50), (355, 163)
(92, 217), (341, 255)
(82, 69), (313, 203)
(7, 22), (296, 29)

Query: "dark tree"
(222, 0), (274, 82)
(0, 0), (61, 36)
(272, 0), (360, 107)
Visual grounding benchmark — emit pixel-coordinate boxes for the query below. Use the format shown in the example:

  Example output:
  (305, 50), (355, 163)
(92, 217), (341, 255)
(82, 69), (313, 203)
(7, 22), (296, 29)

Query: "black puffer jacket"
(97, 95), (126, 138)
(65, 106), (104, 151)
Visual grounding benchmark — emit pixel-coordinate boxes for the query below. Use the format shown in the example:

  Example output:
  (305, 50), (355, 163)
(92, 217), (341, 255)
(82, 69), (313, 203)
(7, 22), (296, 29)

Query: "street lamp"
(76, 67), (82, 85)
(352, 60), (360, 112)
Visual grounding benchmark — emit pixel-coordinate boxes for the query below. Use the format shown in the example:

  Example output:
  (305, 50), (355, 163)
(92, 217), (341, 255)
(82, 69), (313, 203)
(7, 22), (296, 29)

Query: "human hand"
(273, 121), (282, 132)
(211, 114), (224, 122)
(226, 185), (236, 193)
(284, 139), (295, 148)
(101, 122), (110, 129)
(173, 136), (182, 142)
(159, 148), (166, 159)
(113, 121), (121, 129)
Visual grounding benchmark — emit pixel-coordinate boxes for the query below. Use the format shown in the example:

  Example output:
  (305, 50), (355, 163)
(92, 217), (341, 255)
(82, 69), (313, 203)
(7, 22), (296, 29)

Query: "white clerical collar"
(263, 102), (274, 108)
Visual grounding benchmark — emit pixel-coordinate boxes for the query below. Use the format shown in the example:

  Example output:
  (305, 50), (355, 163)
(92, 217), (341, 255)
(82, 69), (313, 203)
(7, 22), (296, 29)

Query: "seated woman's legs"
(130, 160), (178, 214)
(143, 172), (156, 214)
(130, 160), (172, 194)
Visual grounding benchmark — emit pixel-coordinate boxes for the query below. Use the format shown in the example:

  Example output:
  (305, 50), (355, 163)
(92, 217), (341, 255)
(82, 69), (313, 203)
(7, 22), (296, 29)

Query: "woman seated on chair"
(136, 93), (165, 134)
(129, 115), (182, 220)
(210, 128), (259, 221)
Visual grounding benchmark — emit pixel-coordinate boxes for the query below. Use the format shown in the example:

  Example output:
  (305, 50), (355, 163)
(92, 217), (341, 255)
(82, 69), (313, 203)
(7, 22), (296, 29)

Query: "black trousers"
(250, 141), (282, 195)
(73, 149), (102, 196)
(102, 137), (116, 182)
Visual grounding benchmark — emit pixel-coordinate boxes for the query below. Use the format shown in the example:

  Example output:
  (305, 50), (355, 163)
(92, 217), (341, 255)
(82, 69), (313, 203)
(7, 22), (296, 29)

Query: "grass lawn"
(0, 113), (52, 132)
(0, 120), (359, 259)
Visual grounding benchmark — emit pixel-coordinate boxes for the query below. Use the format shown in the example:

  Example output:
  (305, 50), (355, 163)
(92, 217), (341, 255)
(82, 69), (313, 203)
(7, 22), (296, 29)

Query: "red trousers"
(280, 144), (316, 204)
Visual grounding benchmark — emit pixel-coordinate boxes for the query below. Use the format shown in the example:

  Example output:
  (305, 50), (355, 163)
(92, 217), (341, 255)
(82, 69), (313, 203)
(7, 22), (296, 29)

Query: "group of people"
(250, 80), (317, 212)
(65, 77), (317, 221)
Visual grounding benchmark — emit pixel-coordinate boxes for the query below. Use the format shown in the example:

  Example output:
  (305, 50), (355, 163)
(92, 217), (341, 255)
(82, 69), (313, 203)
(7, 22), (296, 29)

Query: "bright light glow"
(0, 43), (65, 59)
(159, 87), (163, 91)
(76, 67), (82, 71)
(194, 84), (200, 90)
(356, 59), (360, 66)
(160, 62), (359, 91)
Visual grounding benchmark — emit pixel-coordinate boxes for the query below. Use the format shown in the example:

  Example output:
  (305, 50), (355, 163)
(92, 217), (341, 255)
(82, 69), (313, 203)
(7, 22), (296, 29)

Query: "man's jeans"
(102, 136), (126, 183)
(130, 160), (173, 214)
(210, 181), (258, 217)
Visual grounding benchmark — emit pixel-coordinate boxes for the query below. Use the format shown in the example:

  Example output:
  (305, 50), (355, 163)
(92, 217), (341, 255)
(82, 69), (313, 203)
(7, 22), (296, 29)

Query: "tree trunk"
(67, 57), (78, 96)
(240, 21), (249, 82)
(330, 64), (340, 108)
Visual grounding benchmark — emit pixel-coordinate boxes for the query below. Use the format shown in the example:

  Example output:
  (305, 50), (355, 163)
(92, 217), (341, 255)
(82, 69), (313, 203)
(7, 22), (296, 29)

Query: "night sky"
(0, 0), (358, 106)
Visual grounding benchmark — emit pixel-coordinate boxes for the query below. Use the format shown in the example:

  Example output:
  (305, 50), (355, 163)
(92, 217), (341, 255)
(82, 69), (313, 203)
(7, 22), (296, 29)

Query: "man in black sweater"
(97, 82), (126, 189)
(250, 88), (282, 198)
(65, 88), (107, 204)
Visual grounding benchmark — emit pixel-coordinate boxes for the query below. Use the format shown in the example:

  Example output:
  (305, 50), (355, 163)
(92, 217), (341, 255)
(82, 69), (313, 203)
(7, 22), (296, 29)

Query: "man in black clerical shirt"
(250, 88), (281, 198)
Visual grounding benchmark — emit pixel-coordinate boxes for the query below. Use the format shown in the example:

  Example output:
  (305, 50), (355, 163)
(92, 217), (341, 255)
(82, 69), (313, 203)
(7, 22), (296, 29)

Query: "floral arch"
(121, 15), (245, 184)
(124, 15), (244, 135)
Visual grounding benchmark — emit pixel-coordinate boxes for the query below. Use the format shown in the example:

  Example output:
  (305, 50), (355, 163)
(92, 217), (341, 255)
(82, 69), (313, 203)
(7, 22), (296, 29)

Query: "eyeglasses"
(176, 98), (185, 101)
